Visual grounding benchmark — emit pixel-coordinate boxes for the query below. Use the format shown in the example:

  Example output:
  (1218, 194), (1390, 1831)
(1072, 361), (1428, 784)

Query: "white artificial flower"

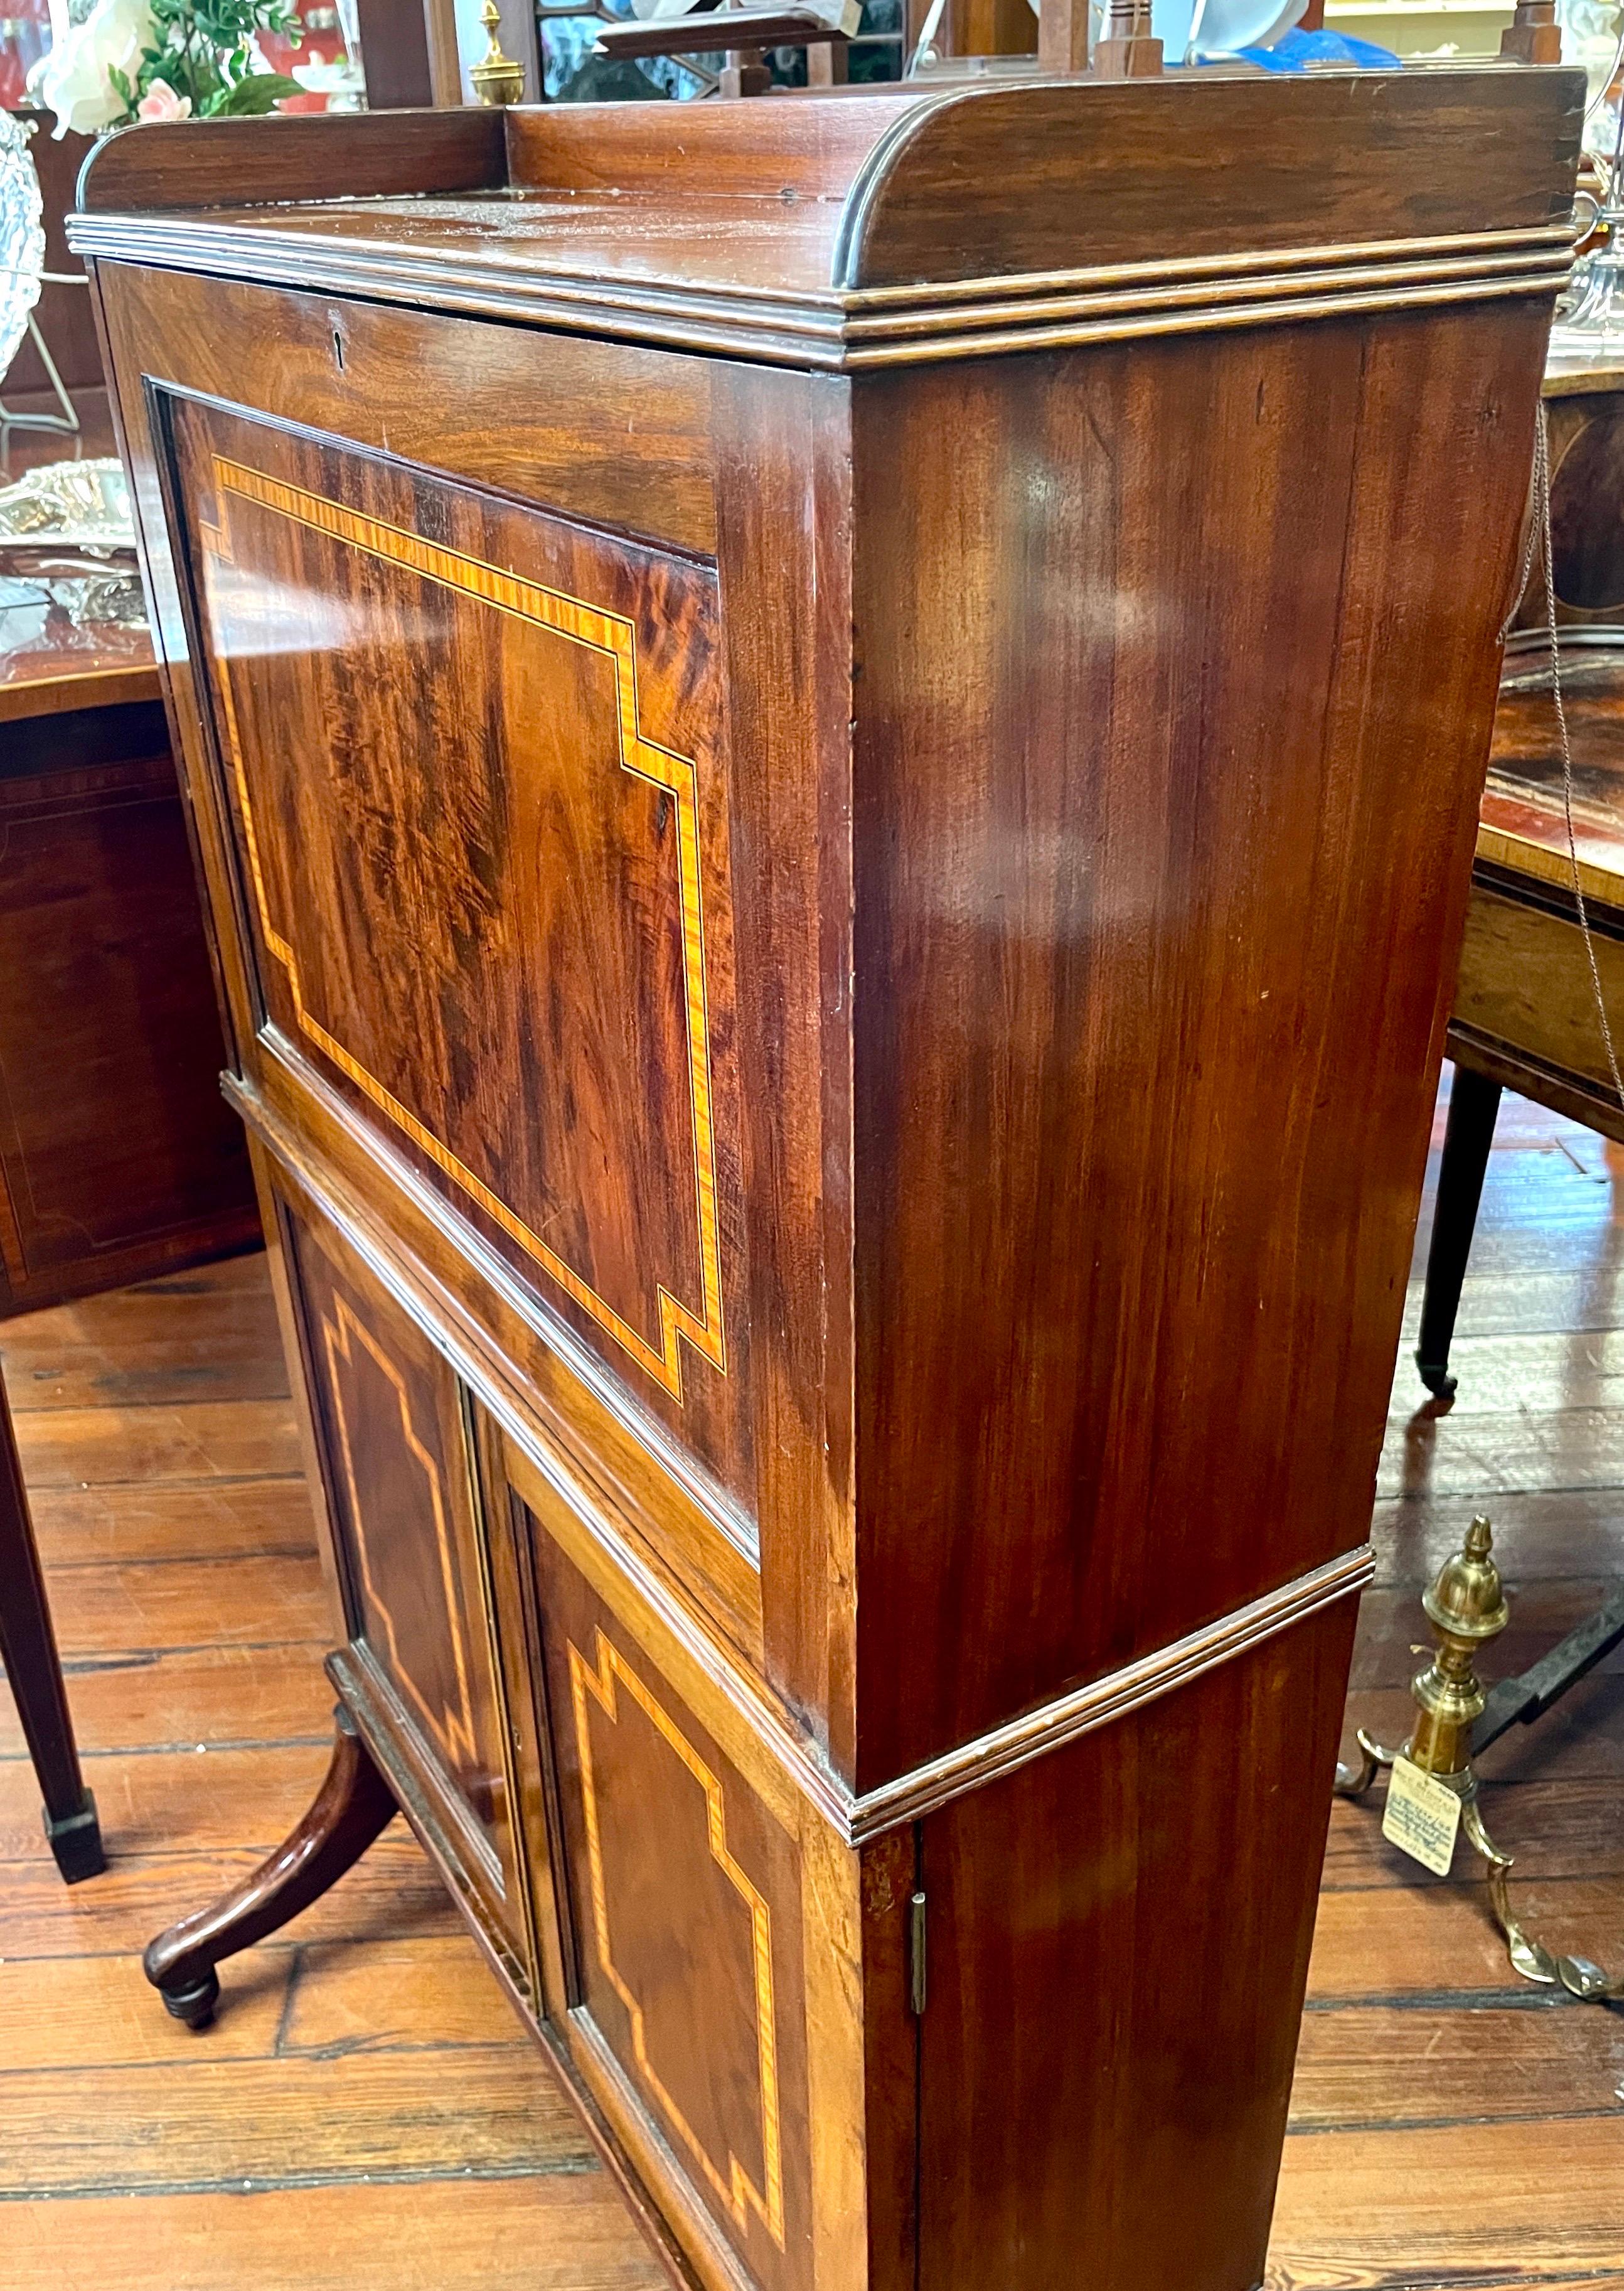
(26, 0), (158, 138)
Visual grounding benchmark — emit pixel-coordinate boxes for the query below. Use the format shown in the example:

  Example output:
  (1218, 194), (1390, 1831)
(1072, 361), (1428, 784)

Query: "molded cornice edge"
(68, 216), (1572, 372)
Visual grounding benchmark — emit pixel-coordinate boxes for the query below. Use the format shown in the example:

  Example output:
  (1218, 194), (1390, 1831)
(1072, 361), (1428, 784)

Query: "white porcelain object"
(1187, 0), (1304, 55)
(1150, 0), (1197, 53)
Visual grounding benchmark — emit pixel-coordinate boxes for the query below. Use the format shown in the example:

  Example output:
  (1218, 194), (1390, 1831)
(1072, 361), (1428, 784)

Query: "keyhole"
(332, 328), (346, 373)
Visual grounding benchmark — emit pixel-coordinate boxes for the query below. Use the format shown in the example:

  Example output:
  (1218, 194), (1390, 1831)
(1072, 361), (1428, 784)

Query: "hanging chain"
(1529, 400), (1624, 1119)
(1500, 431), (1544, 647)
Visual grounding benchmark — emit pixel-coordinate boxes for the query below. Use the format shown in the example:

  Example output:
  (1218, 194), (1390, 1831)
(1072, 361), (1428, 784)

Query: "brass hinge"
(909, 1889), (927, 2015)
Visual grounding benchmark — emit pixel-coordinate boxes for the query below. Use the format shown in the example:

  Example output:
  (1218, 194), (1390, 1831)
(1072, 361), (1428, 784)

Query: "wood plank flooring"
(0, 1254), (660, 2291)
(1, 1076), (1621, 2288)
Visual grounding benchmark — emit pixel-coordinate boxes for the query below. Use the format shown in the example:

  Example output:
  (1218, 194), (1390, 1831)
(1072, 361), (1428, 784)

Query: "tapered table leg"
(144, 1704), (397, 2027)
(1415, 1064), (1502, 1400)
(0, 1374), (104, 1883)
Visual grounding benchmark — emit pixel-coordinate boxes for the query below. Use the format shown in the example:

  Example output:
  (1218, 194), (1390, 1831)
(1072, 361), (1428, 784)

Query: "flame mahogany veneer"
(75, 73), (1581, 2291)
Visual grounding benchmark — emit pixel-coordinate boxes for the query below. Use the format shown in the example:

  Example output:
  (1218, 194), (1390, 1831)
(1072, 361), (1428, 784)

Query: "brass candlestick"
(1336, 1516), (1624, 2000)
(471, 0), (526, 105)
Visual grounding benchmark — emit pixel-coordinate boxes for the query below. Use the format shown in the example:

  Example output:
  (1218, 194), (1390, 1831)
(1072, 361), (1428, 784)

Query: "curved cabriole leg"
(144, 1704), (397, 2029)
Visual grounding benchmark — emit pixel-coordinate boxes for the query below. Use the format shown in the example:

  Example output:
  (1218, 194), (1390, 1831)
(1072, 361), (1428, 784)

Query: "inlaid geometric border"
(323, 1292), (478, 1771)
(200, 454), (726, 1403)
(569, 1626), (786, 2250)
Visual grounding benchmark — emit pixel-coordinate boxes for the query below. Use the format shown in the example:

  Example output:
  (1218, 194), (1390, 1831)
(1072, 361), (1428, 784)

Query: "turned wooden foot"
(144, 1703), (396, 2027)
(0, 1377), (106, 1885)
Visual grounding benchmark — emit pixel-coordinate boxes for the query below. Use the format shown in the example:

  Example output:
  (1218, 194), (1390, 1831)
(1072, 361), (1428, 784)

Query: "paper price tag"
(1381, 1755), (1461, 1877)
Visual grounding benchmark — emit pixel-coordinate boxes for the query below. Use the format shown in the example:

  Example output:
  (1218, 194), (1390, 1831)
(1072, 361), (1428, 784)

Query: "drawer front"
(280, 1195), (528, 1968)
(157, 387), (754, 1522)
(1453, 879), (1624, 1105)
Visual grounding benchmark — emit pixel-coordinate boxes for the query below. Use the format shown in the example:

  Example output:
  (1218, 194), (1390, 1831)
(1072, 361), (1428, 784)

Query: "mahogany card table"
(72, 72), (1580, 2291)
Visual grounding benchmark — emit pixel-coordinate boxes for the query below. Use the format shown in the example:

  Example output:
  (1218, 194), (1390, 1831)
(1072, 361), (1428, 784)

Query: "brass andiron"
(470, 0), (526, 104)
(1336, 1516), (1624, 2001)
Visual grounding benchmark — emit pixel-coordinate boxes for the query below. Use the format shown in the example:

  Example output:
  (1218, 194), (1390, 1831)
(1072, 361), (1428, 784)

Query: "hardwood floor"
(0, 1255), (662, 2291)
(1, 1075), (1621, 2288)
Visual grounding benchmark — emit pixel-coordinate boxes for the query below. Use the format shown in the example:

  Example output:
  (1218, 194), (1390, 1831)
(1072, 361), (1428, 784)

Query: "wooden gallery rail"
(73, 71), (1581, 2291)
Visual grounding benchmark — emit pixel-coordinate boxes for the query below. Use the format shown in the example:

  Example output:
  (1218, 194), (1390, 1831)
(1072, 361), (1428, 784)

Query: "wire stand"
(0, 309), (80, 437)
(0, 265), (90, 441)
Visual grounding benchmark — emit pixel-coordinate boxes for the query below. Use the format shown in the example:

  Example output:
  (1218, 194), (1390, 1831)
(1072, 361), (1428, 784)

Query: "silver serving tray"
(0, 458), (137, 555)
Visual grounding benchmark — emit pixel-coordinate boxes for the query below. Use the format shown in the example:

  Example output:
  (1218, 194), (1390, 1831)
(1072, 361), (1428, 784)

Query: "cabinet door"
(280, 1194), (530, 1983)
(499, 1434), (853, 2291)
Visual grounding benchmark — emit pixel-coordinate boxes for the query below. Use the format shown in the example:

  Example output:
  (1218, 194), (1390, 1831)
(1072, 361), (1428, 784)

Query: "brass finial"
(1409, 1516), (1509, 1778)
(470, 0), (525, 105)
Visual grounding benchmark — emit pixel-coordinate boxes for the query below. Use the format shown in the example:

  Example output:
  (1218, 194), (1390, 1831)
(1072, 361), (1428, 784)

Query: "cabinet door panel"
(518, 1483), (816, 2291)
(282, 1198), (526, 1965)
(916, 1601), (1357, 2291)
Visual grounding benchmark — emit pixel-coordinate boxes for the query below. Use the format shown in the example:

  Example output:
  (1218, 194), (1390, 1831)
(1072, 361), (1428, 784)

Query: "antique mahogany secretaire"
(74, 69), (1580, 2291)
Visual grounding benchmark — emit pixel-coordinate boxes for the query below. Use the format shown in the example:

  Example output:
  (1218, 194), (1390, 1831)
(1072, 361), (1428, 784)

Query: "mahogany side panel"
(916, 1597), (1358, 2291)
(849, 306), (1550, 1783)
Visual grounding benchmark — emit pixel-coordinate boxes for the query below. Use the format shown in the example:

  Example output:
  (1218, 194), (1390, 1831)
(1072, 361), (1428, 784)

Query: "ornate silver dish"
(0, 457), (137, 555)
